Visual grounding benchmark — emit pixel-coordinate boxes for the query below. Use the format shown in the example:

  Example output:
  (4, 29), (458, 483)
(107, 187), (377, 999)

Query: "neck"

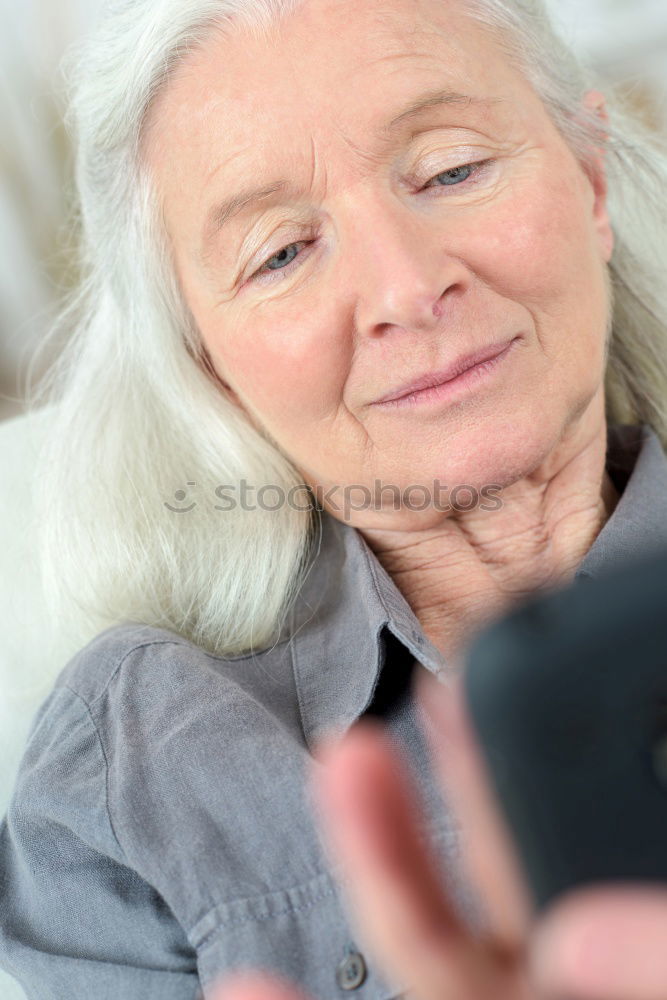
(359, 405), (620, 667)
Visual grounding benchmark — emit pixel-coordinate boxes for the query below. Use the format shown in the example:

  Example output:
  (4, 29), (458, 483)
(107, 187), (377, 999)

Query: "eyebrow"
(199, 88), (499, 259)
(383, 87), (496, 132)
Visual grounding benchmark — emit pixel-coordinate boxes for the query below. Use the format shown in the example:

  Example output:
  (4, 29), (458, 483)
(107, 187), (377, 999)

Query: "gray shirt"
(2, 423), (667, 1000)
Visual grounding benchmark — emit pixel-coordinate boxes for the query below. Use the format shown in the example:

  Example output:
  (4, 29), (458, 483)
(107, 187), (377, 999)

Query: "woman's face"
(145, 0), (614, 529)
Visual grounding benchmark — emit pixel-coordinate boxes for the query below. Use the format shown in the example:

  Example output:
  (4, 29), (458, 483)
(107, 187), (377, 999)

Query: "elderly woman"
(3, 0), (667, 997)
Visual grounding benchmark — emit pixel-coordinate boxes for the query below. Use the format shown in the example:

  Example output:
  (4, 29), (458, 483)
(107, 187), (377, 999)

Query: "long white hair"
(26, 0), (667, 658)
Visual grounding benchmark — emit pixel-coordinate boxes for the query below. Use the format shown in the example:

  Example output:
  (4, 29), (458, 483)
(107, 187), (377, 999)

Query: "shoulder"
(54, 622), (299, 728)
(39, 622), (305, 831)
(4, 627), (401, 999)
(54, 622), (209, 704)
(47, 624), (306, 810)
(46, 626), (318, 934)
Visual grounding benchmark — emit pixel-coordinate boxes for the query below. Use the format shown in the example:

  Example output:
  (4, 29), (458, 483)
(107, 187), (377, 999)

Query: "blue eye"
(263, 242), (304, 272)
(250, 161), (489, 283)
(427, 163), (476, 187)
(252, 239), (311, 283)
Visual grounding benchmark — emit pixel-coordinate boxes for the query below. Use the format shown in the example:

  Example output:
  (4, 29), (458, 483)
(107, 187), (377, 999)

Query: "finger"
(211, 970), (312, 1000)
(529, 883), (667, 1000)
(415, 669), (534, 950)
(312, 721), (528, 1000)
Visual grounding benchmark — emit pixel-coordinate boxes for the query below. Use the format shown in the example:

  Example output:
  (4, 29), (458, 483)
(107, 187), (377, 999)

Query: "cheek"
(474, 168), (610, 365)
(205, 311), (351, 426)
(484, 179), (597, 299)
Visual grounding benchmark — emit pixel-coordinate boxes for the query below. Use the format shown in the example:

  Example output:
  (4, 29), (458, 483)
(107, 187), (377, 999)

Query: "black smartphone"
(461, 547), (667, 912)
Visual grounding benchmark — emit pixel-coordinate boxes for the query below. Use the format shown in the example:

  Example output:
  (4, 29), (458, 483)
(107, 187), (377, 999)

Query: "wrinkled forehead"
(141, 0), (533, 161)
(140, 0), (554, 268)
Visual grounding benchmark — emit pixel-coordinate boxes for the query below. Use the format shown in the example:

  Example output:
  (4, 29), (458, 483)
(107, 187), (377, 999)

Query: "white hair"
(26, 0), (667, 659)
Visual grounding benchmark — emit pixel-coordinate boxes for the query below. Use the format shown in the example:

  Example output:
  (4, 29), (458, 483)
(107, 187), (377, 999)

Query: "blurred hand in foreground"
(211, 671), (667, 1000)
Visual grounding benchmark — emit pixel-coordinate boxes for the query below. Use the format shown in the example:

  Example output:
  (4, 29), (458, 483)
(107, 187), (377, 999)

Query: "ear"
(581, 90), (614, 263)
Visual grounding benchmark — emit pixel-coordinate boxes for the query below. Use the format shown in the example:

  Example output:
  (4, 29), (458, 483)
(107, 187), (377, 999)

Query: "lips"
(372, 337), (518, 404)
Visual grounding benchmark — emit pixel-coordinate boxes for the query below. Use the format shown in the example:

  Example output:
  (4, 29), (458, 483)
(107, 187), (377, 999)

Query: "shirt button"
(336, 950), (367, 990)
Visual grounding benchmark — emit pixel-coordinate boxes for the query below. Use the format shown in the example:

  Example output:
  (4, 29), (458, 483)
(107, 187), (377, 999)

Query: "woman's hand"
(212, 672), (667, 1000)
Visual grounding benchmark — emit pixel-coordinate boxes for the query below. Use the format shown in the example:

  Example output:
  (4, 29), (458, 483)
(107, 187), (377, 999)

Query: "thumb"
(211, 971), (311, 1000)
(528, 883), (667, 1000)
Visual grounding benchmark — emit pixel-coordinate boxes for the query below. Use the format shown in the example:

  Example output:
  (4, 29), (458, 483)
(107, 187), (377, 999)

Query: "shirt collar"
(576, 423), (667, 579)
(289, 423), (667, 749)
(288, 505), (445, 749)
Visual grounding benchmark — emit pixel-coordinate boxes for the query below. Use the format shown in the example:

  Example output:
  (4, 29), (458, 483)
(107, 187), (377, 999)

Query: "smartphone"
(461, 547), (667, 912)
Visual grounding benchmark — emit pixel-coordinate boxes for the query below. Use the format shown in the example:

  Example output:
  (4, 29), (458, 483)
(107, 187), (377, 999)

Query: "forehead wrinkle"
(309, 133), (329, 204)
(196, 81), (508, 271)
(329, 119), (390, 174)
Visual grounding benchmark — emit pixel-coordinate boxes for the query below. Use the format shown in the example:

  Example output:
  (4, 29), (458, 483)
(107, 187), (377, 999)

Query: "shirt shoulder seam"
(64, 637), (224, 708)
(58, 683), (131, 864)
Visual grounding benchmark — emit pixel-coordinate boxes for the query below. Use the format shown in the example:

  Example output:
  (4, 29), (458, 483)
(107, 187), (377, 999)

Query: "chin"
(409, 413), (577, 508)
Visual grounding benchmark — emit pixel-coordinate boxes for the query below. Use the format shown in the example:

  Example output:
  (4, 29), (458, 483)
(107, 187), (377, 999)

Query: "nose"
(346, 197), (470, 339)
